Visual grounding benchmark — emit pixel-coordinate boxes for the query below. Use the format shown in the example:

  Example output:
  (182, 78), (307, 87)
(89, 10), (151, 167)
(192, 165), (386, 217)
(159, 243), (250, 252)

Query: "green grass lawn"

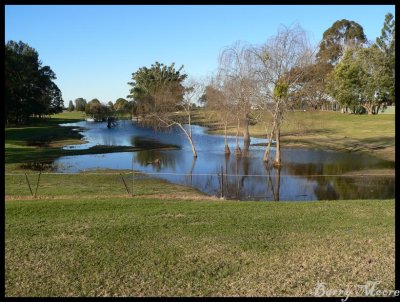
(5, 197), (394, 297)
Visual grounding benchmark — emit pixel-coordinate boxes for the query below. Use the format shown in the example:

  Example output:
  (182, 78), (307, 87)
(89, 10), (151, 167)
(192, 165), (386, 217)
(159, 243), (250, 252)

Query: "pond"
(54, 120), (395, 201)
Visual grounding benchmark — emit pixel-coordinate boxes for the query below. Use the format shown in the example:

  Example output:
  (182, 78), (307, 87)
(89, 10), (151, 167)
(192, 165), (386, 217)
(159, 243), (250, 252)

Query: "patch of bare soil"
(5, 193), (218, 202)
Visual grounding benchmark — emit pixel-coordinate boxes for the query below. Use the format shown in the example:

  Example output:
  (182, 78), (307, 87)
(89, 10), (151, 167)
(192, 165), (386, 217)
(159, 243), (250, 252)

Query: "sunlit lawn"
(5, 196), (394, 297)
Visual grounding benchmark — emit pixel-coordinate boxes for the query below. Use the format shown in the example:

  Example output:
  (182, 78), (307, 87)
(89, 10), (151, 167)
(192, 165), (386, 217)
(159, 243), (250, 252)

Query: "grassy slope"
(5, 197), (394, 297)
(5, 171), (210, 199)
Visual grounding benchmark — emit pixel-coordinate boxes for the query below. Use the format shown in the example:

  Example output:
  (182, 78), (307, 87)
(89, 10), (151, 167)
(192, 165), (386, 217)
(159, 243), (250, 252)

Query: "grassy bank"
(191, 110), (395, 162)
(5, 196), (394, 297)
(5, 170), (210, 200)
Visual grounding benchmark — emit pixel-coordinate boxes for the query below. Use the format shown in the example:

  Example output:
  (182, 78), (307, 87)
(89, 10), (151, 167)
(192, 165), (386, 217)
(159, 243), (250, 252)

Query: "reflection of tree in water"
(285, 163), (335, 200)
(242, 139), (250, 157)
(134, 150), (177, 172)
(284, 162), (395, 200)
(131, 136), (178, 149)
(102, 135), (119, 146)
(264, 164), (281, 201)
(186, 157), (197, 185)
(221, 155), (243, 199)
(313, 181), (340, 200)
(221, 152), (281, 200)
(331, 175), (395, 199)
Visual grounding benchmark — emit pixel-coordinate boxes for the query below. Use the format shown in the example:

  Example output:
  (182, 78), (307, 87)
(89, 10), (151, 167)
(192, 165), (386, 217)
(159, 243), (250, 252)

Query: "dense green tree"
(327, 13), (395, 114)
(327, 47), (387, 115)
(85, 99), (110, 121)
(376, 13), (395, 57)
(127, 62), (187, 116)
(114, 98), (129, 112)
(68, 100), (75, 112)
(107, 101), (115, 111)
(317, 19), (367, 66)
(289, 19), (367, 113)
(373, 12), (395, 105)
(5, 40), (63, 124)
(74, 98), (87, 111)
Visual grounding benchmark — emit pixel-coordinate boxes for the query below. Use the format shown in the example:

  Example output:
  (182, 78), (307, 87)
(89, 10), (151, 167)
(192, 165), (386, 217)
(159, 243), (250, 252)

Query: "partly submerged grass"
(5, 110), (395, 169)
(5, 197), (394, 297)
(5, 112), (178, 169)
(197, 110), (395, 162)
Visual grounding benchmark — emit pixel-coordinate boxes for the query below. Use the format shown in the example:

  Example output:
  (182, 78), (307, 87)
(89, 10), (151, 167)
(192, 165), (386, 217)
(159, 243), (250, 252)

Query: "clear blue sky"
(5, 5), (395, 105)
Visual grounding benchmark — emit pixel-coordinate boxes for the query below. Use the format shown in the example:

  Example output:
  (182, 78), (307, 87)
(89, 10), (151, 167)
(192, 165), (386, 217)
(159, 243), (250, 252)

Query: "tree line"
(67, 97), (135, 121)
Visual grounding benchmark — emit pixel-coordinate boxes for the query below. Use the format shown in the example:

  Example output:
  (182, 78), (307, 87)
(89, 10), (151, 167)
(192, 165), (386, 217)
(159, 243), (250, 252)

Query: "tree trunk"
(242, 117), (250, 144)
(177, 123), (197, 158)
(362, 103), (374, 115)
(273, 126), (281, 167)
(224, 122), (230, 154)
(263, 124), (275, 163)
(263, 102), (279, 163)
(188, 111), (192, 138)
(235, 118), (241, 156)
(274, 165), (281, 201)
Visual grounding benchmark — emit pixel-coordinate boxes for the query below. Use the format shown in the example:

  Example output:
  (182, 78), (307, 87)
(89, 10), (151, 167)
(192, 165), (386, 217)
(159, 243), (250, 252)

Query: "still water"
(55, 120), (395, 201)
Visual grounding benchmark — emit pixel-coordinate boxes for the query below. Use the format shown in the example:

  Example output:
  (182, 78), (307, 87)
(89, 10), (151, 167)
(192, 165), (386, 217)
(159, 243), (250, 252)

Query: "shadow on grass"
(283, 128), (335, 136)
(6, 123), (83, 146)
(357, 136), (395, 149)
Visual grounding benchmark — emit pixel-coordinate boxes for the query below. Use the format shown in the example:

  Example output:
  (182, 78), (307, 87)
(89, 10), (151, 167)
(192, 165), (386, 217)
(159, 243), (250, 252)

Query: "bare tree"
(217, 41), (257, 155)
(149, 79), (204, 158)
(179, 78), (205, 156)
(251, 24), (314, 166)
(205, 75), (236, 154)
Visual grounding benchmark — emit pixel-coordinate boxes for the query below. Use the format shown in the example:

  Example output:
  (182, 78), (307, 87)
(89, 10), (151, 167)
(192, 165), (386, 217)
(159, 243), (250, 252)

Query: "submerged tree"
(85, 98), (111, 121)
(251, 24), (314, 166)
(127, 62), (201, 157)
(205, 77), (236, 154)
(217, 41), (256, 155)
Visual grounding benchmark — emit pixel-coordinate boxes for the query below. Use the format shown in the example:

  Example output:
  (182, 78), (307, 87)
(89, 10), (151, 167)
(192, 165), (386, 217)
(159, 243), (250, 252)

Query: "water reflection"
(135, 149), (178, 171)
(54, 120), (395, 201)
